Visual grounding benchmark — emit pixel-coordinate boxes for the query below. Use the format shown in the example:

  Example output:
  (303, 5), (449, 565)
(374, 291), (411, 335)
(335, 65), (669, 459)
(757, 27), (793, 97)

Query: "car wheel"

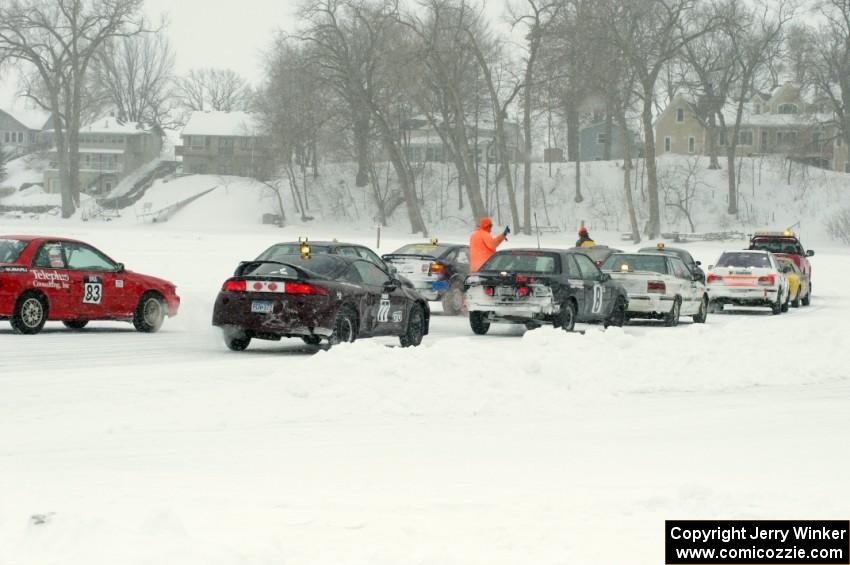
(771, 294), (783, 315)
(693, 295), (709, 324)
(63, 320), (89, 330)
(802, 285), (811, 306)
(329, 305), (357, 345)
(469, 311), (490, 335)
(604, 296), (627, 328)
(441, 282), (466, 316)
(301, 335), (322, 346)
(223, 326), (251, 351)
(133, 291), (166, 332)
(791, 288), (801, 308)
(11, 291), (48, 335)
(663, 297), (681, 327)
(781, 290), (790, 312)
(399, 303), (425, 347)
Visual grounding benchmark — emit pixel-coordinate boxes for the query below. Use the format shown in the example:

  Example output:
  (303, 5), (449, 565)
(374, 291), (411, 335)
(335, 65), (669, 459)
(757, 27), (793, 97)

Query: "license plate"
(251, 300), (274, 313)
(733, 271), (752, 275)
(496, 286), (515, 296)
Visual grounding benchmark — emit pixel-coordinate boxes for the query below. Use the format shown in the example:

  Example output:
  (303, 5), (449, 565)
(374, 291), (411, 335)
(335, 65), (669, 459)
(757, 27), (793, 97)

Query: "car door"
(62, 241), (121, 319)
(669, 257), (697, 314)
(563, 254), (588, 314)
(29, 241), (73, 317)
(352, 260), (406, 335)
(573, 253), (607, 320)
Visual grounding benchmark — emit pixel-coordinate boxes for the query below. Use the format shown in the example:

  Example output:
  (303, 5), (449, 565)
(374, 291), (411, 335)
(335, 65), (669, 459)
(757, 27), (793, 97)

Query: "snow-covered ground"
(1, 213), (849, 564)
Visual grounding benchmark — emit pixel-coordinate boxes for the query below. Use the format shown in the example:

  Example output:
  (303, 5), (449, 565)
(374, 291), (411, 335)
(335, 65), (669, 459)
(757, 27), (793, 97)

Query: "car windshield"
(0, 239), (28, 263)
(391, 243), (451, 257)
(640, 247), (689, 264)
(602, 254), (667, 274)
(750, 239), (802, 255)
(716, 252), (771, 269)
(241, 255), (343, 279)
(256, 243), (332, 261)
(482, 252), (557, 274)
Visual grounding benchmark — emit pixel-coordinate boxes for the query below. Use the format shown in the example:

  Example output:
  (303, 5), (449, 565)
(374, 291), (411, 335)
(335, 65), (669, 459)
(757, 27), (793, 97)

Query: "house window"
(218, 137), (234, 155)
(719, 130), (727, 146)
(241, 137), (251, 149)
(3, 132), (9, 143)
(736, 130), (753, 146)
(755, 103), (761, 114)
(688, 136), (695, 154)
(597, 132), (607, 145)
(845, 162), (850, 173)
(29, 133), (37, 144)
(664, 136), (672, 152)
(190, 136), (205, 148)
(777, 130), (799, 146)
(761, 130), (768, 150)
(777, 103), (798, 115)
(813, 131), (822, 145)
(16, 132), (23, 143)
(676, 108), (684, 122)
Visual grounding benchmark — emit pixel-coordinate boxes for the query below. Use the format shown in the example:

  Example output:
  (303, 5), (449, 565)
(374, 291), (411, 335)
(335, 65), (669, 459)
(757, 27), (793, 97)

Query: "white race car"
(706, 250), (790, 314)
(600, 252), (709, 326)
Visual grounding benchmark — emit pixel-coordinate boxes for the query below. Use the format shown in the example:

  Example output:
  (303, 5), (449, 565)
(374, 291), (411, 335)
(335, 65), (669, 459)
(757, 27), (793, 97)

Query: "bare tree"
(175, 68), (252, 112)
(91, 32), (177, 127)
(716, 0), (793, 215)
(512, 0), (560, 234)
(603, 0), (715, 238)
(0, 0), (150, 217)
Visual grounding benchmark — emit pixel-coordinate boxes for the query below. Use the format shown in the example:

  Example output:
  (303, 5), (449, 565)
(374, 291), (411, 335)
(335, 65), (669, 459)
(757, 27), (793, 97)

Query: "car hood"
(125, 270), (176, 289)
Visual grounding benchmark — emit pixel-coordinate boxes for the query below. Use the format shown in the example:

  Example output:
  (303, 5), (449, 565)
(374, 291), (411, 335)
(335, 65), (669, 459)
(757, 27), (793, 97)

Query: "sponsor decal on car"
(32, 269), (70, 290)
(392, 311), (403, 323)
(115, 280), (124, 288)
(0, 266), (28, 273)
(377, 294), (391, 323)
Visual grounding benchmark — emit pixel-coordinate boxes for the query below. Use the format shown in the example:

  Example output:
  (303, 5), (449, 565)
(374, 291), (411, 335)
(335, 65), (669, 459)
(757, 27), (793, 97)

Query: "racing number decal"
(377, 294), (391, 323)
(83, 276), (103, 305)
(591, 283), (603, 314)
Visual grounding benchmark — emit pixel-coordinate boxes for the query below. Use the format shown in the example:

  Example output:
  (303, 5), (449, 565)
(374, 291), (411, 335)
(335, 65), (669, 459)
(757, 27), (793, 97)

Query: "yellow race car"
(777, 256), (808, 308)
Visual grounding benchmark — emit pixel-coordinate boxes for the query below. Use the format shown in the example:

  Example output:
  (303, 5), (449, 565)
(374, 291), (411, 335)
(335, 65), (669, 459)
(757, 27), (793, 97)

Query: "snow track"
(1, 224), (849, 564)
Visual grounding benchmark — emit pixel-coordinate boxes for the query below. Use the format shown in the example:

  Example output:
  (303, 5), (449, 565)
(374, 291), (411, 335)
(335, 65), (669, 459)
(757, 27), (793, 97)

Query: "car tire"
(329, 305), (357, 345)
(301, 335), (322, 346)
(693, 295), (709, 324)
(399, 303), (425, 347)
(469, 311), (490, 335)
(133, 291), (166, 332)
(223, 326), (251, 351)
(63, 320), (89, 330)
(11, 291), (48, 335)
(791, 288), (801, 308)
(441, 281), (466, 316)
(604, 296), (626, 328)
(771, 293), (783, 315)
(781, 290), (790, 313)
(802, 285), (811, 306)
(663, 297), (681, 327)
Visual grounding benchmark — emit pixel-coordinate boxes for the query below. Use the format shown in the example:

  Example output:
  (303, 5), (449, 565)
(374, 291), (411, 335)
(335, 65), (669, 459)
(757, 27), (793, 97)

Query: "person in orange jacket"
(470, 217), (509, 272)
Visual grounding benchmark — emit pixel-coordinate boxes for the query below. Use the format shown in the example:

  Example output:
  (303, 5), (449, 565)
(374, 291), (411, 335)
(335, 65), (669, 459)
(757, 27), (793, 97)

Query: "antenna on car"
(534, 213), (541, 249)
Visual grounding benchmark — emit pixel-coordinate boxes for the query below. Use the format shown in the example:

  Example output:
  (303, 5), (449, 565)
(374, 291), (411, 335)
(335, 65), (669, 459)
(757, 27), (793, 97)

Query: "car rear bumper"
(709, 285), (778, 305)
(211, 292), (336, 337)
(404, 275), (446, 300)
(466, 287), (556, 319)
(624, 294), (673, 314)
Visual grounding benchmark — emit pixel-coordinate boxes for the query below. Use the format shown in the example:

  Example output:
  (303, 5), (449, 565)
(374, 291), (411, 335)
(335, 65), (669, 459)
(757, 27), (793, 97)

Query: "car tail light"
(429, 262), (445, 275)
(758, 274), (776, 286)
(517, 286), (530, 296)
(285, 282), (328, 295)
(514, 275), (537, 283)
(707, 274), (722, 284)
(647, 280), (666, 294)
(484, 287), (494, 296)
(223, 279), (247, 292)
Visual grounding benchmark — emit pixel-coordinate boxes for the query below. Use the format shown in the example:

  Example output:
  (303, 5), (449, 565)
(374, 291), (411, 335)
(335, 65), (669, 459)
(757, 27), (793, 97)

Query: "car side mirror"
(600, 273), (611, 282)
(806, 250), (815, 257)
(708, 265), (714, 270)
(384, 278), (400, 292)
(695, 261), (702, 266)
(115, 262), (125, 273)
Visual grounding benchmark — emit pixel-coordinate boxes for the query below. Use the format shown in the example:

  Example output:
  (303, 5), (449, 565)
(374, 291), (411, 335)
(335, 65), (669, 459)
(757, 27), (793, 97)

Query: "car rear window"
(716, 252), (771, 268)
(241, 255), (344, 278)
(392, 243), (451, 257)
(602, 254), (668, 274)
(750, 239), (803, 255)
(256, 243), (332, 261)
(482, 252), (558, 274)
(0, 239), (28, 263)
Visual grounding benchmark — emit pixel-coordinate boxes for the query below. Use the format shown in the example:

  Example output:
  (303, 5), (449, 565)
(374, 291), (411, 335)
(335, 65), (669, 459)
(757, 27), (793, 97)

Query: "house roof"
(182, 111), (261, 137)
(0, 106), (51, 131)
(79, 116), (147, 135)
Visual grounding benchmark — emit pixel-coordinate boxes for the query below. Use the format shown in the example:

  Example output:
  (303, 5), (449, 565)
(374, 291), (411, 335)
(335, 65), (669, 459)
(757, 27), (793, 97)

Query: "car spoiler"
(234, 260), (314, 279)
(381, 253), (438, 261)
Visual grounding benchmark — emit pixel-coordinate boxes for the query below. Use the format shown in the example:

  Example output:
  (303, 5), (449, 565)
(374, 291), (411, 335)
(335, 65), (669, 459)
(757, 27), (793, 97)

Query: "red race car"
(0, 235), (180, 334)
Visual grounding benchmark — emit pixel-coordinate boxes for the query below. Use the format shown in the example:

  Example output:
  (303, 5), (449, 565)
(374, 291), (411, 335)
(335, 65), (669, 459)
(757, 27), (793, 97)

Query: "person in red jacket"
(470, 217), (509, 272)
